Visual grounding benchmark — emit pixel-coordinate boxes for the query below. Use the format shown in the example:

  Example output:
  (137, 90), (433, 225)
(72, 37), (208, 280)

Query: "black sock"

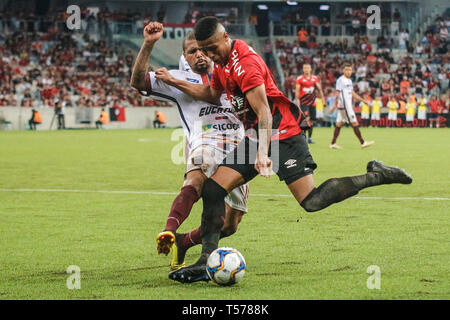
(300, 172), (384, 212)
(308, 127), (313, 139)
(197, 179), (228, 264)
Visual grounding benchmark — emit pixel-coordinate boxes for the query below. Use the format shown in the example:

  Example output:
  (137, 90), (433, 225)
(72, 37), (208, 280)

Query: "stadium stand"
(0, 1), (448, 129)
(274, 14), (449, 125)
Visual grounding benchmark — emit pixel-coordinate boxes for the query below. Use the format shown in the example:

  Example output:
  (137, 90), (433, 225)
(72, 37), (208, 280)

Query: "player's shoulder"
(296, 75), (305, 81)
(312, 75), (319, 81)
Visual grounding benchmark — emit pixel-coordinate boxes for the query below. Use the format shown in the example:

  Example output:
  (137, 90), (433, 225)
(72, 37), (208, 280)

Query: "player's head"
(182, 31), (211, 74)
(342, 63), (353, 78)
(302, 63), (312, 76)
(194, 16), (231, 66)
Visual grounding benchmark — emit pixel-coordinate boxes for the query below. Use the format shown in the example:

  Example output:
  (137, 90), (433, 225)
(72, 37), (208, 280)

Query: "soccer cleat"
(329, 143), (343, 149)
(366, 160), (413, 184)
(361, 141), (375, 148)
(156, 231), (175, 255)
(168, 264), (210, 284)
(308, 138), (316, 144)
(169, 233), (187, 271)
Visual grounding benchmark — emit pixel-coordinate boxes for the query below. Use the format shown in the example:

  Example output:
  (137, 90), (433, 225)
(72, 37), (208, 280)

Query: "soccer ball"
(206, 247), (246, 286)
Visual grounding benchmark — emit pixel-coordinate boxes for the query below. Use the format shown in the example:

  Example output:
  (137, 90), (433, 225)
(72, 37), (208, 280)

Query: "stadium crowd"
(278, 14), (449, 125)
(0, 28), (171, 109)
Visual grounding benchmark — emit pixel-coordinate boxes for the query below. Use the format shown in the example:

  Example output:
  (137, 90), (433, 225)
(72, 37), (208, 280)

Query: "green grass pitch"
(0, 127), (449, 300)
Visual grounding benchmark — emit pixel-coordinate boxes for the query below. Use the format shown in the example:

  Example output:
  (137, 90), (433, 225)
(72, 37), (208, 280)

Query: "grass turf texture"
(0, 127), (449, 300)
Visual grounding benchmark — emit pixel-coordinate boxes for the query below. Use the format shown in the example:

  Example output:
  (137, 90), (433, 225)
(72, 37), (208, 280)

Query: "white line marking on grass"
(0, 188), (449, 201)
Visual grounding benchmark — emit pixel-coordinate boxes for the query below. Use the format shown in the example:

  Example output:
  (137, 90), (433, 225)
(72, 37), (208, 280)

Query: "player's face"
(197, 31), (230, 66)
(343, 66), (353, 78)
(303, 64), (311, 76)
(183, 40), (211, 74)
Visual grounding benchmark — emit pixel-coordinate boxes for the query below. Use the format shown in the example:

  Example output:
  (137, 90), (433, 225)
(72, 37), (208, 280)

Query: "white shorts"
(361, 112), (370, 120)
(336, 108), (357, 124)
(371, 113), (380, 120)
(406, 114), (414, 122)
(186, 144), (249, 212)
(418, 110), (426, 120)
(388, 112), (397, 121)
(316, 109), (324, 119)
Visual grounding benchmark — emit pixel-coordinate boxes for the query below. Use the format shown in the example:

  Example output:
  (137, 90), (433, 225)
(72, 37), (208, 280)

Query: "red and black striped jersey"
(211, 39), (302, 141)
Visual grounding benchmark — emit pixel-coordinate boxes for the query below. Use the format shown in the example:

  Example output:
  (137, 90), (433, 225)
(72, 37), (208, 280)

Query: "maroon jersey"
(211, 39), (302, 141)
(296, 75), (319, 106)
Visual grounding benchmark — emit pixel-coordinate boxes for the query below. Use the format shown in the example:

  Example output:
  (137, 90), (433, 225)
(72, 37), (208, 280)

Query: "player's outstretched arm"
(245, 84), (273, 178)
(155, 68), (222, 105)
(130, 22), (163, 92)
(352, 90), (368, 105)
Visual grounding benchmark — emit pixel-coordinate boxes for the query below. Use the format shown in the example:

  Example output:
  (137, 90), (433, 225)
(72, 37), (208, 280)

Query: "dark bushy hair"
(194, 16), (220, 41)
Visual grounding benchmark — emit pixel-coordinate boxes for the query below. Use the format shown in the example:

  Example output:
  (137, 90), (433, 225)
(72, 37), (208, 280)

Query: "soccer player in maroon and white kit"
(295, 64), (325, 144)
(153, 17), (412, 283)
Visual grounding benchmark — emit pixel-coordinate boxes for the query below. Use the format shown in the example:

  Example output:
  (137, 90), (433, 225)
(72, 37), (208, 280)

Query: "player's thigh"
(336, 109), (347, 125)
(186, 144), (225, 178)
(346, 108), (357, 124)
(287, 174), (316, 204)
(218, 136), (259, 191)
(211, 166), (246, 193)
(273, 133), (317, 186)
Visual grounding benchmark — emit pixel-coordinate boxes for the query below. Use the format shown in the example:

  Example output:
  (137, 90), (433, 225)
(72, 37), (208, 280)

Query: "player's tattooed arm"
(130, 22), (163, 92)
(155, 68), (222, 105)
(245, 84), (273, 178)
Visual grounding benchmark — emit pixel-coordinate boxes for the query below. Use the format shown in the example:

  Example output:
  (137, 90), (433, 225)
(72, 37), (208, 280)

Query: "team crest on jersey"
(230, 94), (245, 113)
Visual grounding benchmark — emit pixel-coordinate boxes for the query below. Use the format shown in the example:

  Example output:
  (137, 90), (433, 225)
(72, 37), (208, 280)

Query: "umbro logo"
(284, 159), (297, 168)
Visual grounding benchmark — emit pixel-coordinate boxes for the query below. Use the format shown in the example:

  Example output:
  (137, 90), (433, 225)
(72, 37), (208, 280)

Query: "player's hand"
(155, 67), (173, 85)
(143, 21), (164, 44)
(255, 153), (272, 178)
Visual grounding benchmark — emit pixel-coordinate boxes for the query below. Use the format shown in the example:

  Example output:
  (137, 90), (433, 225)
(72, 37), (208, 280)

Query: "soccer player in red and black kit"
(153, 17), (413, 283)
(295, 63), (325, 144)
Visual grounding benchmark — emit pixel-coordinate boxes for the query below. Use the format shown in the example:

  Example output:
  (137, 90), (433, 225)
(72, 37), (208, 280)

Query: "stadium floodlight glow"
(286, 1), (298, 5)
(320, 5), (330, 11)
(257, 4), (268, 10)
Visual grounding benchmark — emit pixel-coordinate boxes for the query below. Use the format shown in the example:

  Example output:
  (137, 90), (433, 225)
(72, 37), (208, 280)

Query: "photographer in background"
(55, 100), (65, 130)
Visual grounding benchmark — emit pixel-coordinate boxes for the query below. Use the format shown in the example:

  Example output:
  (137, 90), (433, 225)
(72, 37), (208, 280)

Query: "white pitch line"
(0, 188), (449, 201)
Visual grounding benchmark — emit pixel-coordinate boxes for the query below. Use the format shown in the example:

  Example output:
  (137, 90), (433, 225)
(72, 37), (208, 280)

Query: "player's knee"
(300, 179), (339, 212)
(221, 224), (238, 237)
(201, 179), (227, 203)
(300, 188), (321, 212)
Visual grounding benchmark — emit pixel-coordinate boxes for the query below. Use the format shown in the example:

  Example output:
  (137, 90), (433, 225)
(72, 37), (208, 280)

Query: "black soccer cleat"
(367, 160), (413, 184)
(168, 265), (211, 284)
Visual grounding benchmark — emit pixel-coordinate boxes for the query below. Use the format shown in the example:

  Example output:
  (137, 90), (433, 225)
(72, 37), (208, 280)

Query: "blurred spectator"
(153, 110), (166, 128)
(28, 109), (42, 130)
(96, 108), (109, 129)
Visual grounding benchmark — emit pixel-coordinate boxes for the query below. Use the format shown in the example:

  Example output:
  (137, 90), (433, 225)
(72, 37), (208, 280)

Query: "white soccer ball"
(206, 247), (246, 286)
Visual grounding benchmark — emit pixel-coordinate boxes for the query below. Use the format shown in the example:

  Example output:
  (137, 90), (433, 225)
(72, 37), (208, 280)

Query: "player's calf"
(199, 178), (228, 257)
(300, 160), (412, 212)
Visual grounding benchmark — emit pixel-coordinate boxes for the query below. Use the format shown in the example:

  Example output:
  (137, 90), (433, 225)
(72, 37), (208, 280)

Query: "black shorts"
(428, 113), (438, 119)
(301, 105), (316, 121)
(220, 133), (317, 185)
